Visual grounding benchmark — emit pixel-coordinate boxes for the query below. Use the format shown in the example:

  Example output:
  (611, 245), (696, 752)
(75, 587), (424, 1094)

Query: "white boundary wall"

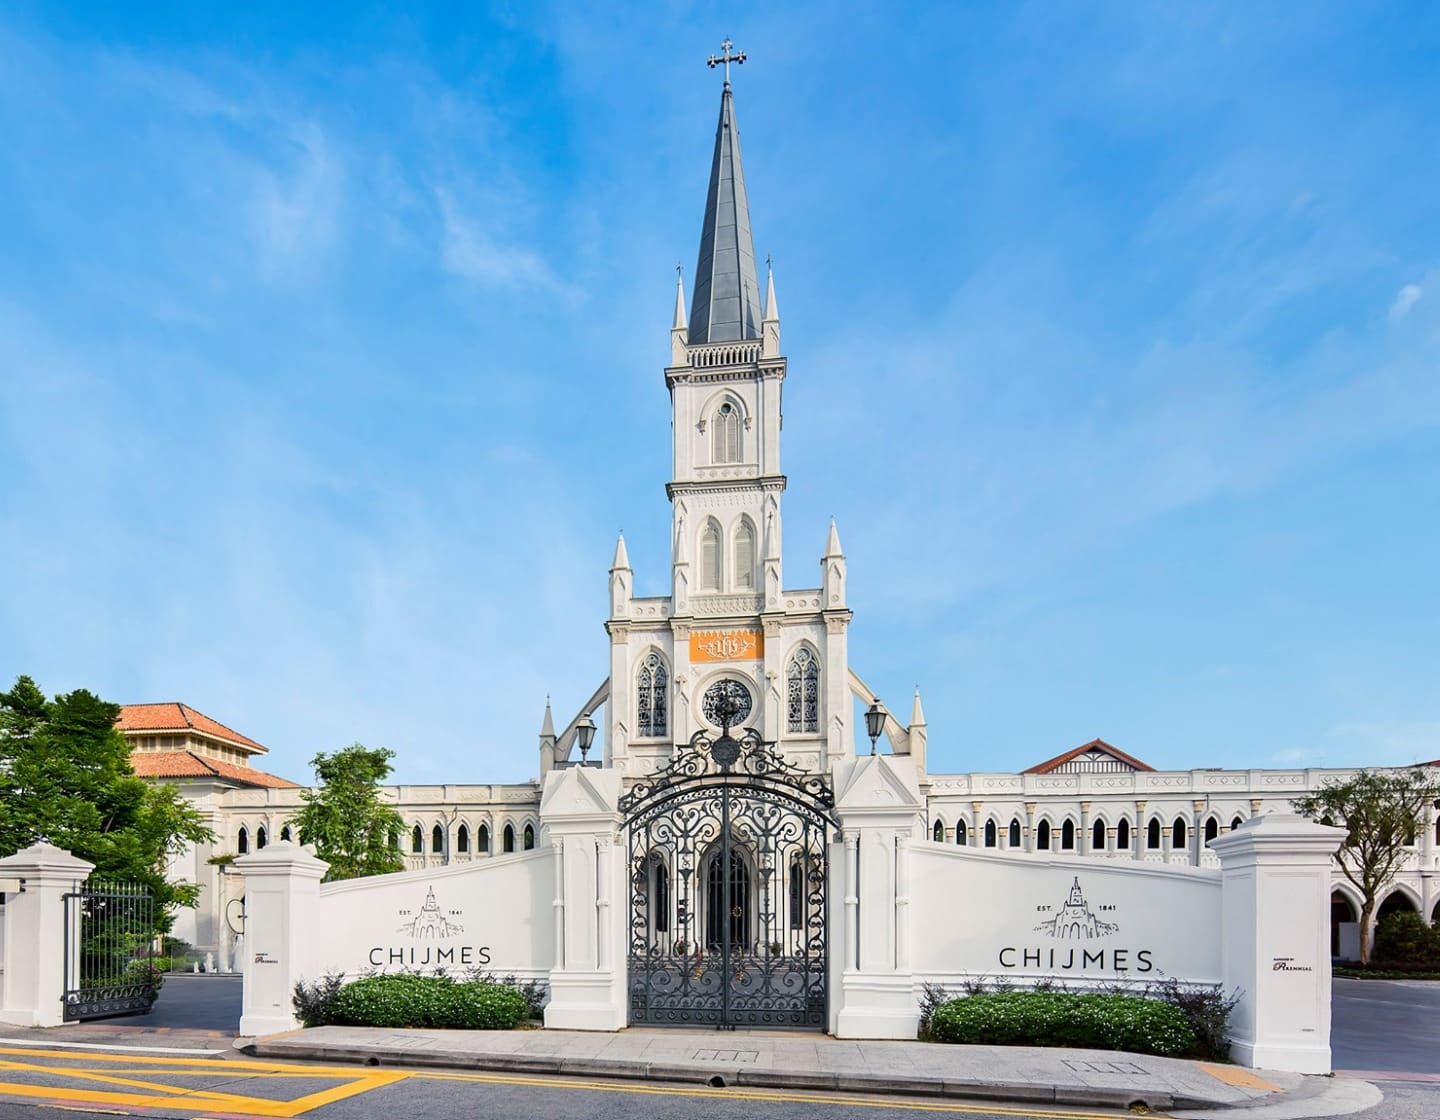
(910, 845), (1222, 987)
(226, 762), (1343, 1075)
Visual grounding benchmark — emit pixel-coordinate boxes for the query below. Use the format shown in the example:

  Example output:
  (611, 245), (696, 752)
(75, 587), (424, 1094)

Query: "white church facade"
(119, 60), (1435, 1038)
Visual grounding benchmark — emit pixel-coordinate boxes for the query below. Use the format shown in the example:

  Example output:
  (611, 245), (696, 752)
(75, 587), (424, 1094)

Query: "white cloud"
(435, 188), (562, 291)
(1389, 283), (1422, 321)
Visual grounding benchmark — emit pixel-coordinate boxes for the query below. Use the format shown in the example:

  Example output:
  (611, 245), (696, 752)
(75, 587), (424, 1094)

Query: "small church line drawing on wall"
(397, 887), (465, 939)
(1035, 878), (1119, 940)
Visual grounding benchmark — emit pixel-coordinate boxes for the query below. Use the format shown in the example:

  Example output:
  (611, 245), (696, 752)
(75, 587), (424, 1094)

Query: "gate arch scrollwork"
(621, 718), (835, 1030)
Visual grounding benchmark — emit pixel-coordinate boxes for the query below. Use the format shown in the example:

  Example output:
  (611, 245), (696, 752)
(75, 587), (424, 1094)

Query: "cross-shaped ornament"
(707, 38), (746, 85)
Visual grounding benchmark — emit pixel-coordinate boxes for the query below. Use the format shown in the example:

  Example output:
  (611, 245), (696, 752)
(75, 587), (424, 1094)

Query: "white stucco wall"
(910, 843), (1222, 987)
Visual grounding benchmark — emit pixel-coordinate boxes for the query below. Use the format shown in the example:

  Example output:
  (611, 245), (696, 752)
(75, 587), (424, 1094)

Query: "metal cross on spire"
(707, 38), (746, 86)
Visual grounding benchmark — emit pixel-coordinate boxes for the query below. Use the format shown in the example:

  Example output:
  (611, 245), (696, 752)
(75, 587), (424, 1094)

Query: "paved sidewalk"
(247, 1025), (1313, 1112)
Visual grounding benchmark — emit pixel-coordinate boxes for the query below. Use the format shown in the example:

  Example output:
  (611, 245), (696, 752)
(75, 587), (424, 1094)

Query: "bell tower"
(604, 44), (852, 778)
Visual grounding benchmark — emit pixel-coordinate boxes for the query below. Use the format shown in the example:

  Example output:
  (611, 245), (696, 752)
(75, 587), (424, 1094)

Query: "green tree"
(290, 744), (405, 881)
(0, 676), (214, 934)
(1293, 767), (1440, 964)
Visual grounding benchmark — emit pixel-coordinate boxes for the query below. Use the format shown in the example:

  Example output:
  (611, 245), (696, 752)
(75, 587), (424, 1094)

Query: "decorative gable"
(1023, 738), (1154, 775)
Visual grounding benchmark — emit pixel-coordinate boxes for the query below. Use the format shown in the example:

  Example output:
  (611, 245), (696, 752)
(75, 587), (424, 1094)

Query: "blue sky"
(2, 3), (1437, 785)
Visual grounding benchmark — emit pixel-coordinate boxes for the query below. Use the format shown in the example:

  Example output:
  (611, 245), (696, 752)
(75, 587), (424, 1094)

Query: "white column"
(233, 840), (328, 1037)
(538, 766), (626, 1030)
(1211, 813), (1346, 1074)
(0, 842), (94, 1027)
(831, 754), (926, 1039)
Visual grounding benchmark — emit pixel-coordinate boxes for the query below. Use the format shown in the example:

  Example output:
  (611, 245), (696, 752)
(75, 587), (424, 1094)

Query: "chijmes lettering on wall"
(366, 886), (492, 970)
(998, 878), (1154, 974)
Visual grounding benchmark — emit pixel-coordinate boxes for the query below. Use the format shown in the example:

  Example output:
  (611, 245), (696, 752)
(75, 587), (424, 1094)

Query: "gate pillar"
(1210, 813), (1346, 1073)
(539, 765), (627, 1030)
(233, 841), (329, 1037)
(831, 755), (926, 1039)
(0, 841), (94, 1027)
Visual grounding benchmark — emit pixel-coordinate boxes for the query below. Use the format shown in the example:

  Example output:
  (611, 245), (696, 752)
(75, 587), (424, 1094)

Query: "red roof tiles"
(130, 750), (299, 789)
(117, 703), (267, 754)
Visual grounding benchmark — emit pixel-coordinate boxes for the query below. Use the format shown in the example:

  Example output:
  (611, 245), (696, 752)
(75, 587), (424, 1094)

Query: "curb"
(243, 1040), (1237, 1111)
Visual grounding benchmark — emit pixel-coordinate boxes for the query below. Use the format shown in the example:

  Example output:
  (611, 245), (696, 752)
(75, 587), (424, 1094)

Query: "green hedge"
(1373, 912), (1440, 966)
(928, 992), (1197, 1057)
(326, 975), (528, 1030)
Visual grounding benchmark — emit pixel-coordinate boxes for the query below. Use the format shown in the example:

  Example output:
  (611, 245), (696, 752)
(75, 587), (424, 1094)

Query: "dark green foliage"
(466, 970), (548, 1019)
(928, 992), (1197, 1058)
(290, 744), (406, 881)
(293, 971), (348, 1027)
(0, 676), (214, 936)
(1144, 976), (1239, 1061)
(317, 974), (528, 1030)
(1373, 912), (1440, 966)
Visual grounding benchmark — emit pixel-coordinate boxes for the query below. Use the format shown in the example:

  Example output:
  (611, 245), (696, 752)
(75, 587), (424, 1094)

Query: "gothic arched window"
(256, 826), (268, 850)
(1117, 819), (1131, 849)
(637, 652), (669, 738)
(411, 825), (423, 853)
(786, 647), (820, 734)
(1036, 821), (1050, 851)
(478, 824), (490, 853)
(712, 402), (741, 463)
(1092, 819), (1105, 851)
(1061, 819), (1076, 850)
(1172, 817), (1188, 850)
(1008, 818), (1021, 847)
(700, 520), (722, 590)
(933, 819), (945, 842)
(280, 825), (292, 842)
(734, 518), (756, 590)
(503, 824), (516, 853)
(432, 825), (444, 854)
(523, 824), (535, 850)
(1147, 818), (1161, 850)
(956, 820), (968, 846)
(237, 826), (249, 855)
(1231, 815), (1244, 833)
(457, 824), (469, 853)
(984, 820), (997, 848)
(1204, 817), (1219, 845)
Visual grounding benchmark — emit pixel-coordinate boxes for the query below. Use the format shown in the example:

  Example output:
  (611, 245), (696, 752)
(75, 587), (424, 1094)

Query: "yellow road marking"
(1194, 1062), (1279, 1091)
(0, 1045), (1160, 1120)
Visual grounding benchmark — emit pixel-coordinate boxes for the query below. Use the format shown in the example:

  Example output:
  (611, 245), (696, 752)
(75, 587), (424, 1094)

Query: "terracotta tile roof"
(130, 750), (299, 789)
(117, 702), (267, 754)
(1023, 737), (1155, 775)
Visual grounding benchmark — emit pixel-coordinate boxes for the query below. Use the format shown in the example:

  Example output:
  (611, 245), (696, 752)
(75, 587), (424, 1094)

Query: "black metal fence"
(63, 880), (159, 1021)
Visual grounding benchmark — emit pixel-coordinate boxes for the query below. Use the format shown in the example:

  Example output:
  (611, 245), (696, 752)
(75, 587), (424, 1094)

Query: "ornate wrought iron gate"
(622, 714), (835, 1029)
(63, 880), (159, 1021)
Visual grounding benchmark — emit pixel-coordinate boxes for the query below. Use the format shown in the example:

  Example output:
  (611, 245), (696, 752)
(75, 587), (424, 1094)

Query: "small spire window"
(734, 518), (756, 589)
(712, 402), (741, 463)
(700, 520), (722, 590)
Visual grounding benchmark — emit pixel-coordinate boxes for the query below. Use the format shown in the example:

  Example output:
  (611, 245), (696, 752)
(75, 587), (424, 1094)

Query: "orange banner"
(689, 628), (764, 662)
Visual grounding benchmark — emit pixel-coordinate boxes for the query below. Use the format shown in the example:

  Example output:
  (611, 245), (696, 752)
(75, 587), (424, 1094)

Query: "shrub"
(928, 992), (1197, 1058)
(294, 971), (347, 1027)
(1373, 912), (1440, 966)
(466, 970), (548, 1019)
(322, 974), (528, 1031)
(1143, 977), (1239, 1062)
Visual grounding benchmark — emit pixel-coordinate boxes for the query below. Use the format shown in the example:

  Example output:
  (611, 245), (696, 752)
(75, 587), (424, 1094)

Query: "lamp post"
(574, 712), (597, 766)
(864, 701), (886, 756)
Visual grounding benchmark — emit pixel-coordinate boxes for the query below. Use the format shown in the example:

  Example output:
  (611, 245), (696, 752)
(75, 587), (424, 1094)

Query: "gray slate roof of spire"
(689, 84), (762, 344)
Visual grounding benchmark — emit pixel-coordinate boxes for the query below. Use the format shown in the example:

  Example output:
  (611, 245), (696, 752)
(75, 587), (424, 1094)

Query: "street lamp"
(574, 713), (597, 765)
(864, 701), (886, 756)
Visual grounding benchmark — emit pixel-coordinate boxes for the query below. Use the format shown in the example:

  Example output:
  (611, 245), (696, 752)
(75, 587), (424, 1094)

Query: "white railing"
(689, 341), (762, 369)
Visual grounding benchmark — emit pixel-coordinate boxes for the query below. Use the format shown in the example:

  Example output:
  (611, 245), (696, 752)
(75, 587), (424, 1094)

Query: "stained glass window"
(637, 652), (668, 737)
(786, 647), (819, 733)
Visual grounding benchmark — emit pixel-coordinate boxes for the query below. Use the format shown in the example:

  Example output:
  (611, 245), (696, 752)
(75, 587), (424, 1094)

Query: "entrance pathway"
(249, 1025), (1311, 1112)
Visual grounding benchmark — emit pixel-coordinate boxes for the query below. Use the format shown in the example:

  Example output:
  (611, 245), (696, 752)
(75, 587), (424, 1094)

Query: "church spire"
(689, 44), (762, 345)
